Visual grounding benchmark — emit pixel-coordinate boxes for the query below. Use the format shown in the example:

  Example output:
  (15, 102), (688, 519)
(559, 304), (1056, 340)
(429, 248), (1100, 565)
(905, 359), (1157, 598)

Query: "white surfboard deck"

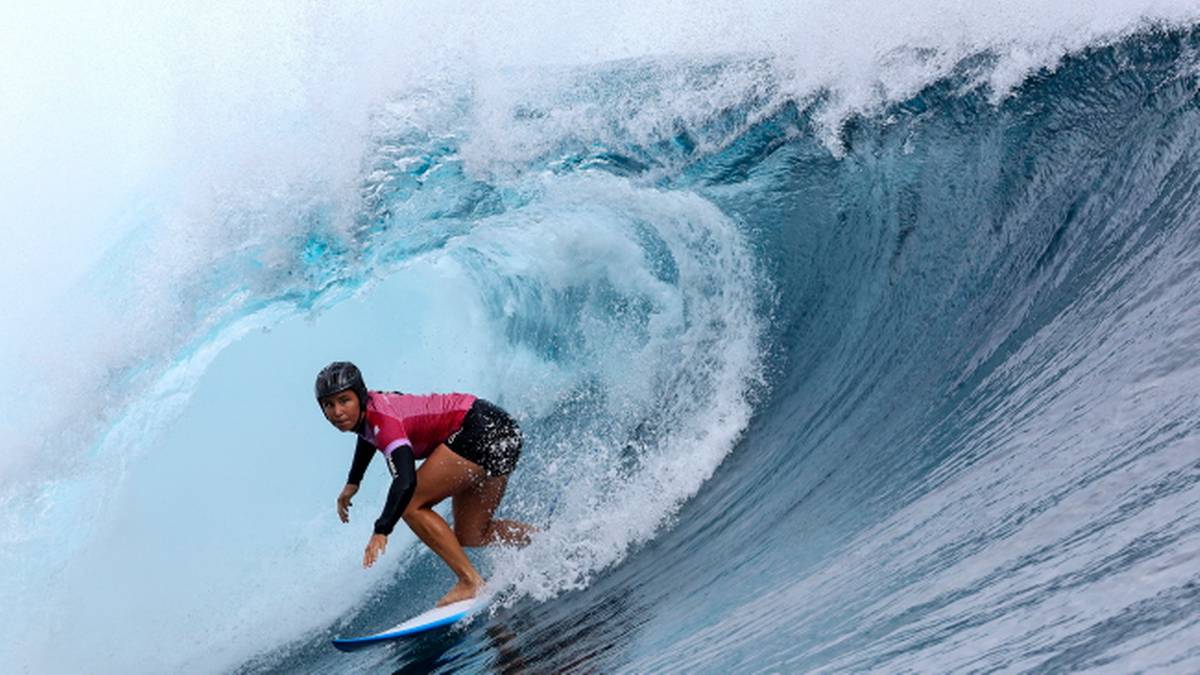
(332, 595), (490, 651)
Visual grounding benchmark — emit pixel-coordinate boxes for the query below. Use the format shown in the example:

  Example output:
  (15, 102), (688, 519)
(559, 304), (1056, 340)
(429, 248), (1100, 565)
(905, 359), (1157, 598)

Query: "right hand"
(336, 484), (359, 523)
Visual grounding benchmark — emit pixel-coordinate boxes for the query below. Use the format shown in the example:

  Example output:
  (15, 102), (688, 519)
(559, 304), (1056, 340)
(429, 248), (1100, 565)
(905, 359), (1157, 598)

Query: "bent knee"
(402, 503), (427, 523)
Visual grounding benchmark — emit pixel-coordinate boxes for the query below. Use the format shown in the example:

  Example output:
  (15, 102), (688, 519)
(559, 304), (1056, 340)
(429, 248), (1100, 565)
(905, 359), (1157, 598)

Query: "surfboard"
(332, 596), (490, 652)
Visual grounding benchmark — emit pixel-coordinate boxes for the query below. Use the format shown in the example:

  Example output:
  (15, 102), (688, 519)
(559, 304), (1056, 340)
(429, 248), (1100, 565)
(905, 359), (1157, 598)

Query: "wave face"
(3, 8), (1200, 675)
(605, 31), (1200, 673)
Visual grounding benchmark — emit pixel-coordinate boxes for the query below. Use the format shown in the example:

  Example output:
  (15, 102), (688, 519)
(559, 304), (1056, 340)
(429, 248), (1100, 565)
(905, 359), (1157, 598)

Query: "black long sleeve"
(374, 445), (417, 536)
(347, 437), (375, 486)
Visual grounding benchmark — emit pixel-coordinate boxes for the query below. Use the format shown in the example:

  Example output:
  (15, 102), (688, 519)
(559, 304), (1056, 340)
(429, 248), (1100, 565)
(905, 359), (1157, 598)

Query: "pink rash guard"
(358, 391), (478, 458)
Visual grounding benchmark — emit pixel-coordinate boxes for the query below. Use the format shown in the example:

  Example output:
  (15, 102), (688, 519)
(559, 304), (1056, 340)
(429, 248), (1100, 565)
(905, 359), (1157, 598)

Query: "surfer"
(315, 361), (534, 606)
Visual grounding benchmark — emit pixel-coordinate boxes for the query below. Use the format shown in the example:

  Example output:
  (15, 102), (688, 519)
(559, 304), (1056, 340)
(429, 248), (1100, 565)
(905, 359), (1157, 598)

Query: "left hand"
(336, 484), (359, 523)
(363, 533), (388, 568)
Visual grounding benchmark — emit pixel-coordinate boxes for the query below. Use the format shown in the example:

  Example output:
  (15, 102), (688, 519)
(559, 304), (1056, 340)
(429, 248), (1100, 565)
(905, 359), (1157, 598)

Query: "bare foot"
(437, 577), (484, 607)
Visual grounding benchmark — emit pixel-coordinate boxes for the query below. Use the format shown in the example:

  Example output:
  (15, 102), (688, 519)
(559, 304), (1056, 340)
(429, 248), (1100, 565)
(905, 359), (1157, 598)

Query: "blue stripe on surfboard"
(331, 606), (478, 651)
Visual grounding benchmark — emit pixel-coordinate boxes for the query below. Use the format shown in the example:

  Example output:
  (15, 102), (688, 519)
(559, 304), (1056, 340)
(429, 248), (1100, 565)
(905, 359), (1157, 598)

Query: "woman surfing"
(315, 361), (534, 606)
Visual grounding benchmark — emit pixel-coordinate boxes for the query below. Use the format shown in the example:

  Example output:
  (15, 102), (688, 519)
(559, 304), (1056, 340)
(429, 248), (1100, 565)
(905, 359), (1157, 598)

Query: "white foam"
(467, 173), (766, 604)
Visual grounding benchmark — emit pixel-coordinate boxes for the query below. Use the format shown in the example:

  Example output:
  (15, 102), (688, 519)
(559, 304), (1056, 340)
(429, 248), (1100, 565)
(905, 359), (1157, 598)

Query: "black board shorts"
(446, 399), (523, 477)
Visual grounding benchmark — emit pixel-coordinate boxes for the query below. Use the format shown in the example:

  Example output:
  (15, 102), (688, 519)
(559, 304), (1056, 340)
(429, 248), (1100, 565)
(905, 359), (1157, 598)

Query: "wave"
(3, 8), (1200, 674)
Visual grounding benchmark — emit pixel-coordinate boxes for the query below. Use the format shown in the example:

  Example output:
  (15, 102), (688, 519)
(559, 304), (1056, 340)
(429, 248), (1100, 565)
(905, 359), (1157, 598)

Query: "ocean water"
(3, 3), (1200, 673)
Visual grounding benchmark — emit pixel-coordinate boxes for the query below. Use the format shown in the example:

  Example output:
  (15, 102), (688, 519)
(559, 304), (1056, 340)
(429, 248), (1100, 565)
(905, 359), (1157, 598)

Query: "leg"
(453, 475), (538, 548)
(402, 444), (487, 605)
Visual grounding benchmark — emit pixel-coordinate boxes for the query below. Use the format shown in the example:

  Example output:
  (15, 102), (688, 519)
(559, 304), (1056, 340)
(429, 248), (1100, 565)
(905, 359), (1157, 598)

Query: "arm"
(359, 409), (415, 567)
(373, 445), (417, 536)
(336, 438), (377, 523)
(347, 437), (375, 486)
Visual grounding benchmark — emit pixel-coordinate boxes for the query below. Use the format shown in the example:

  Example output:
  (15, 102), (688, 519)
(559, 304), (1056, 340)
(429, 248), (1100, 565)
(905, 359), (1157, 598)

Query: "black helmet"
(315, 361), (368, 406)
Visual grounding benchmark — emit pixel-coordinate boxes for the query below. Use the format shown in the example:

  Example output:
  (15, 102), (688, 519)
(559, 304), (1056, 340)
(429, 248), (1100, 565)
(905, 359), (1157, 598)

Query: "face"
(320, 390), (361, 432)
